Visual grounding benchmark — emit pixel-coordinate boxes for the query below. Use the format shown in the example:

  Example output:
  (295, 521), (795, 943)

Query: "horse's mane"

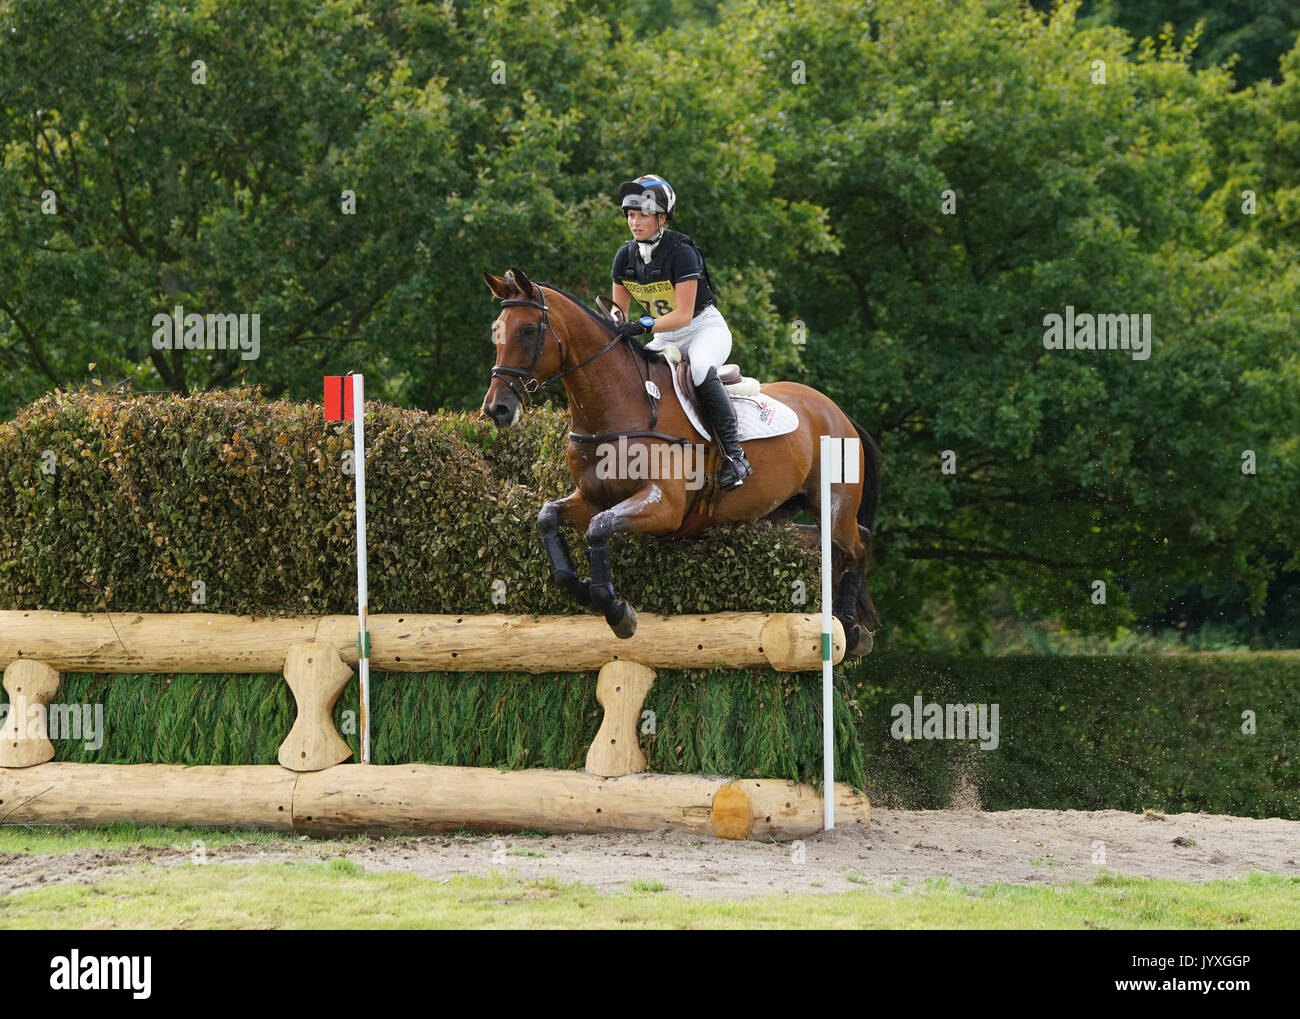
(534, 282), (669, 366)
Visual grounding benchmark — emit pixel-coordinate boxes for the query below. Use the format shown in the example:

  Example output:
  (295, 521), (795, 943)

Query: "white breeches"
(645, 305), (732, 385)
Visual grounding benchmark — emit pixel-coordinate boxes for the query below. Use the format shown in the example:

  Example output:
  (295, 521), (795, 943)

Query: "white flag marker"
(819, 434), (863, 829)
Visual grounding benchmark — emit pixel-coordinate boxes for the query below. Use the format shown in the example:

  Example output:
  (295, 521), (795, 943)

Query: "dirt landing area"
(2, 808), (1297, 900)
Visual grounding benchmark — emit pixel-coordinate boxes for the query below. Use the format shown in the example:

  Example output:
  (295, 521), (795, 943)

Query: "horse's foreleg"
(538, 491), (598, 608)
(585, 482), (684, 639)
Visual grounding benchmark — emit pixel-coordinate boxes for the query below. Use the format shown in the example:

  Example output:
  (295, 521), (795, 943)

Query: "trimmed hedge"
(846, 654), (1299, 818)
(0, 388), (817, 615)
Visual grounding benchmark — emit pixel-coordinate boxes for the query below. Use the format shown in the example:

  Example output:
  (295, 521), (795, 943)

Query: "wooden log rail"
(0, 763), (869, 841)
(0, 611), (842, 674)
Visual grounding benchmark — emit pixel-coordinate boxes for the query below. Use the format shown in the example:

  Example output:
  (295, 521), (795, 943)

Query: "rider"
(610, 174), (752, 490)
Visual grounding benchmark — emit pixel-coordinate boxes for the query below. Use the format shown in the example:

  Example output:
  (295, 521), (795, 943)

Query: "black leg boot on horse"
(694, 366), (752, 490)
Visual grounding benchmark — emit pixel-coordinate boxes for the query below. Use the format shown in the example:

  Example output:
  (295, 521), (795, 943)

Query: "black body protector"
(614, 230), (717, 322)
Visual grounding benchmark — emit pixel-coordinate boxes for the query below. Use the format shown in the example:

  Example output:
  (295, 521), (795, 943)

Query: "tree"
(717, 0), (1300, 644)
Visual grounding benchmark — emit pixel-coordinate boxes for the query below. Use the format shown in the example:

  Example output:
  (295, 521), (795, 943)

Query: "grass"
(629, 878), (665, 892)
(0, 824), (536, 856)
(0, 860), (1296, 929)
(0, 823), (304, 855)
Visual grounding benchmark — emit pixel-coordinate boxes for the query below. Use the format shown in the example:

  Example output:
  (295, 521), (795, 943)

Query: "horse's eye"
(520, 324), (537, 337)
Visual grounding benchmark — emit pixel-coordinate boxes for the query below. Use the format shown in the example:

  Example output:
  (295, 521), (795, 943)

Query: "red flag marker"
(324, 375), (355, 421)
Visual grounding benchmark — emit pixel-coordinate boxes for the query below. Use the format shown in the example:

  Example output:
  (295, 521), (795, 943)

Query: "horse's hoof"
(609, 602), (638, 639)
(848, 625), (874, 657)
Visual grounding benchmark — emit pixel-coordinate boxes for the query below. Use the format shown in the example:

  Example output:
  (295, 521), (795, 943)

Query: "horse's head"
(481, 266), (568, 427)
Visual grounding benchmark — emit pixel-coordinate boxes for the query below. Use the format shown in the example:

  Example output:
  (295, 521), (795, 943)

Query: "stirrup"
(718, 452), (752, 489)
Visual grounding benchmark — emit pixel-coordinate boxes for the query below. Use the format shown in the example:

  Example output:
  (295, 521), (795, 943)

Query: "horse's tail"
(847, 415), (883, 630)
(847, 415), (881, 535)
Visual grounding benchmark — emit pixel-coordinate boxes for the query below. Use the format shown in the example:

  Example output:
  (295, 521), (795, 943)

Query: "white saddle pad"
(667, 364), (799, 443)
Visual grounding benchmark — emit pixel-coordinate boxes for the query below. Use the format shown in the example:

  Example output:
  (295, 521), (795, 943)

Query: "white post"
(351, 375), (370, 765)
(820, 434), (834, 830)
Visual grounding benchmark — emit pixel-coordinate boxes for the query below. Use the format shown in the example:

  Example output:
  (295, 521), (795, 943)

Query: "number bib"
(622, 279), (677, 319)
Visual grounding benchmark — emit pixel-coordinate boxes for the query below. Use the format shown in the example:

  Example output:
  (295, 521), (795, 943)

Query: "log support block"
(278, 641), (354, 772)
(585, 660), (656, 777)
(0, 660), (62, 768)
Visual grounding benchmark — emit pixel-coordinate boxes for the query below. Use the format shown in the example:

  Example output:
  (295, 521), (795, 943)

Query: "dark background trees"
(2, 0), (1296, 648)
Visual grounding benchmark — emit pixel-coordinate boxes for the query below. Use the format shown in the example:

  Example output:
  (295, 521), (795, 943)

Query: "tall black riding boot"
(694, 366), (752, 489)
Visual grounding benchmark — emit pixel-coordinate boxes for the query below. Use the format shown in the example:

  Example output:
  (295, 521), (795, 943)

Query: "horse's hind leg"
(805, 483), (876, 657)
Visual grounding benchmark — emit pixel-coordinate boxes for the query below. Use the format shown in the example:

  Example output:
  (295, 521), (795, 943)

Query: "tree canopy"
(2, 0), (1297, 646)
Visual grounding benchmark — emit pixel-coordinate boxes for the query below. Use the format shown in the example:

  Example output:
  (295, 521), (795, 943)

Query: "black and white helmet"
(617, 175), (677, 219)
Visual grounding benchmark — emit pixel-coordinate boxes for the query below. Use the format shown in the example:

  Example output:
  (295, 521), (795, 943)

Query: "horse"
(480, 266), (880, 655)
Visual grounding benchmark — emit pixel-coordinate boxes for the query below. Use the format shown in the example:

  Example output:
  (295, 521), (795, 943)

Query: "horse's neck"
(552, 301), (654, 435)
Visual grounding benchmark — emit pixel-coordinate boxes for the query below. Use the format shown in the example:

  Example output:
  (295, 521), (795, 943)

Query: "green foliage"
(1050, 0), (1300, 87)
(735, 0), (1300, 644)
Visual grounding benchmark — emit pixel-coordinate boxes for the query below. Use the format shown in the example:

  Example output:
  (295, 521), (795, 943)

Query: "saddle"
(654, 341), (762, 417)
(594, 297), (762, 512)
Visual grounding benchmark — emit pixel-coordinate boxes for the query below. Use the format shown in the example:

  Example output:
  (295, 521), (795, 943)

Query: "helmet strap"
(637, 219), (667, 262)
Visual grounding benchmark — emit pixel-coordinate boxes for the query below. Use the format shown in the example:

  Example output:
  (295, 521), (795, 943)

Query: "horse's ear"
(506, 266), (536, 300)
(483, 271), (512, 301)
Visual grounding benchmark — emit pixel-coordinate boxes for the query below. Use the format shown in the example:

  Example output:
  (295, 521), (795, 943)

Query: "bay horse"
(480, 266), (880, 655)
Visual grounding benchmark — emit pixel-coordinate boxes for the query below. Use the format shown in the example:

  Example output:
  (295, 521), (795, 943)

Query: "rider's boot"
(694, 366), (752, 490)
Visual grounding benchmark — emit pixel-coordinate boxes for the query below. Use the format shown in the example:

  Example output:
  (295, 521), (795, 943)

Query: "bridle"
(490, 287), (624, 402)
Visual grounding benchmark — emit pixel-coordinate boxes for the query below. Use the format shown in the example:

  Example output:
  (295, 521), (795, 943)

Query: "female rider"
(609, 174), (752, 489)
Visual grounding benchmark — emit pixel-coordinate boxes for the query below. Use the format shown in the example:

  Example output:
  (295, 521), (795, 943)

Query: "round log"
(0, 611), (844, 674)
(294, 765), (867, 840)
(0, 763), (868, 841)
(0, 611), (319, 674)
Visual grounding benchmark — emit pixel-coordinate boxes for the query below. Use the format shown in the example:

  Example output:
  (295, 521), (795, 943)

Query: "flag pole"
(351, 374), (371, 764)
(820, 434), (834, 830)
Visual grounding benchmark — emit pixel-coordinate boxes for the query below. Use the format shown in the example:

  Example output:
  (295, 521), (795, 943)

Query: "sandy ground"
(2, 808), (1298, 900)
